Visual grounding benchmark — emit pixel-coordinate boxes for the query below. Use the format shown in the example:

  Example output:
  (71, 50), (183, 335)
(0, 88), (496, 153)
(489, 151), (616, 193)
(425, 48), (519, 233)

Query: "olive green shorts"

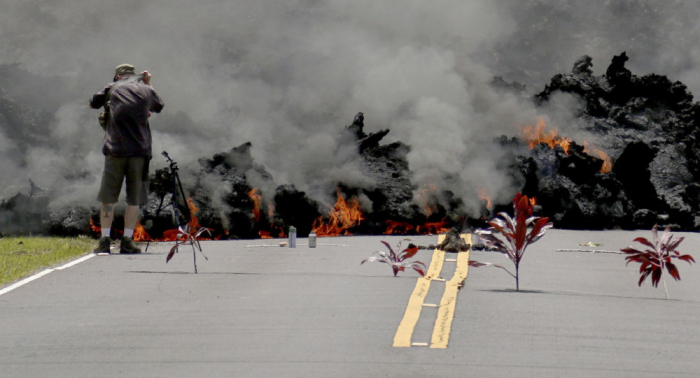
(97, 155), (150, 206)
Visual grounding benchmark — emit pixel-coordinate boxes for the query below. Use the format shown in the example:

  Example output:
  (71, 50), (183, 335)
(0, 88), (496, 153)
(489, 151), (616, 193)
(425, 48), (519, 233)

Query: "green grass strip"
(0, 236), (95, 287)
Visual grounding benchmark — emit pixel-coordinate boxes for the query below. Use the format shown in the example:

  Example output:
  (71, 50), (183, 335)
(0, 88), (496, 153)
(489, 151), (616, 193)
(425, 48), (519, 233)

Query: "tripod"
(145, 151), (198, 252)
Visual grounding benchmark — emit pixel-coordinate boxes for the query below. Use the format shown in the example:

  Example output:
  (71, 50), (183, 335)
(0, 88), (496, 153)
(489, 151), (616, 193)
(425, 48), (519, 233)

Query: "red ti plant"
(166, 225), (212, 273)
(361, 240), (427, 277)
(621, 224), (694, 299)
(473, 193), (553, 291)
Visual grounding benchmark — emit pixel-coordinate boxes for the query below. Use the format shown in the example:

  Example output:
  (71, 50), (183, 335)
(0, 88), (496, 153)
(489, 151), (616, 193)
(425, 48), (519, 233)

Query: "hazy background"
(1, 0), (698, 215)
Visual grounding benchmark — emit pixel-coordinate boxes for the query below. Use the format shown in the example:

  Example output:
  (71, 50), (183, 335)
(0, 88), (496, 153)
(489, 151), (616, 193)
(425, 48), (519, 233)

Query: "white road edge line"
(0, 253), (96, 297)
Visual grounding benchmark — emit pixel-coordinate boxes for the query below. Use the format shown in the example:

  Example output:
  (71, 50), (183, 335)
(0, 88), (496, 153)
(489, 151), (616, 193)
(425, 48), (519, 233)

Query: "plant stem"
(555, 249), (624, 254)
(660, 259), (668, 299)
(515, 264), (519, 291)
(192, 244), (198, 274)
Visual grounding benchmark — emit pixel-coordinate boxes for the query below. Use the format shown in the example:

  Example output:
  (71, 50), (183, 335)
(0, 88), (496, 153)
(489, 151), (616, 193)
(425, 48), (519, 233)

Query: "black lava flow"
(3, 52), (700, 238)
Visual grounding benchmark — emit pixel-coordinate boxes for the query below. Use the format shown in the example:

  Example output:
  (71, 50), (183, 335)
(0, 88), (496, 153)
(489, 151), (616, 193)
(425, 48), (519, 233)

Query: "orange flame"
(258, 226), (286, 239)
(154, 198), (214, 241)
(88, 198), (218, 242)
(383, 219), (451, 235)
(133, 221), (151, 242)
(384, 220), (411, 235)
(248, 188), (263, 222)
(162, 229), (181, 240)
(186, 198), (201, 230)
(520, 118), (612, 173)
(582, 142), (613, 174)
(477, 188), (493, 209)
(312, 189), (365, 236)
(91, 218), (151, 241)
(248, 188), (289, 239)
(418, 220), (451, 235)
(89, 218), (101, 235)
(520, 118), (570, 153)
(415, 184), (438, 216)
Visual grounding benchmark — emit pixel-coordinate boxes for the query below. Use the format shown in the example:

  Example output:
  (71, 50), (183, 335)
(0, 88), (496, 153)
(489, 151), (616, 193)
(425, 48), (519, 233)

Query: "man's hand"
(141, 71), (152, 85)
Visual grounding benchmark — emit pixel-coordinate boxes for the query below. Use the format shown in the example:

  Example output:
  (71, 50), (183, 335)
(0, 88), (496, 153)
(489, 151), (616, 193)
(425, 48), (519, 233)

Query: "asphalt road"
(1, 229), (699, 377)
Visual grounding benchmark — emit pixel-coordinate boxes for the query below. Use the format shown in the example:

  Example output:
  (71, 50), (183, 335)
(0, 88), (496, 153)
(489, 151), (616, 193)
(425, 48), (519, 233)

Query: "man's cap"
(113, 64), (136, 80)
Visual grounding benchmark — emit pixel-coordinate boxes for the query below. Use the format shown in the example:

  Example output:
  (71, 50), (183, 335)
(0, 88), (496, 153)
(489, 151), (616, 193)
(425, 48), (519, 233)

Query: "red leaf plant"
(166, 225), (212, 273)
(361, 240), (427, 277)
(621, 224), (694, 299)
(472, 193), (553, 291)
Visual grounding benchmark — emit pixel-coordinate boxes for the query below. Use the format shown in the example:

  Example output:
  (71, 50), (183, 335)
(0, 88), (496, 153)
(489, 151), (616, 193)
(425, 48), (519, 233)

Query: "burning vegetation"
(520, 117), (612, 173)
(311, 190), (365, 236)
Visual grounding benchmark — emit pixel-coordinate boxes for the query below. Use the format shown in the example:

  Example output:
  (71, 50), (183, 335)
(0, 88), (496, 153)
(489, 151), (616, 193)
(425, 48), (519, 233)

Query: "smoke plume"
(1, 0), (698, 219)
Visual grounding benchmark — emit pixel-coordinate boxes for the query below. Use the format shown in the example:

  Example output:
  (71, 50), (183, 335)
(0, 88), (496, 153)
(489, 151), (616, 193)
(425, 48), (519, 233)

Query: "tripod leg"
(172, 171), (191, 222)
(170, 173), (181, 227)
(155, 196), (164, 217)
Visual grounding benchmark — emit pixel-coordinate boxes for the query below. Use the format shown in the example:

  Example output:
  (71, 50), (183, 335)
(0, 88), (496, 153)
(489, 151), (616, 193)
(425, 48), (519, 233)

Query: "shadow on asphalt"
(128, 270), (264, 275)
(127, 270), (421, 279)
(477, 288), (689, 302)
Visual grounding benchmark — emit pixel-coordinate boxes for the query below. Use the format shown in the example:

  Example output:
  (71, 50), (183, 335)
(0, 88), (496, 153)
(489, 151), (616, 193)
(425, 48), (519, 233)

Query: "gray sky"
(1, 0), (698, 215)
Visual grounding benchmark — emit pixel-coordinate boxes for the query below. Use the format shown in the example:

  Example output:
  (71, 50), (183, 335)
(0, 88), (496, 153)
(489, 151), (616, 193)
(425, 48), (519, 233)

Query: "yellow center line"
(431, 234), (470, 348)
(392, 234), (446, 348)
(392, 234), (471, 348)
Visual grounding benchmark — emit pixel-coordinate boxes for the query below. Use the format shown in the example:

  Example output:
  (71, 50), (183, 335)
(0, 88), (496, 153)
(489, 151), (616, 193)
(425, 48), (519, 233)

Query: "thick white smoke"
(0, 0), (698, 216)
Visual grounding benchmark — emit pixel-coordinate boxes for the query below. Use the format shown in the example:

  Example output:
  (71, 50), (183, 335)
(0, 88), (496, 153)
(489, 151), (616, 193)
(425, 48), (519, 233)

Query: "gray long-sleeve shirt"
(90, 79), (164, 157)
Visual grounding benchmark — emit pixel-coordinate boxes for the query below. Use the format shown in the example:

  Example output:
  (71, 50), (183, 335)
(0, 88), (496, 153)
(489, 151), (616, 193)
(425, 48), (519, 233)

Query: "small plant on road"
(473, 193), (553, 291)
(622, 224), (694, 299)
(166, 225), (212, 273)
(361, 240), (427, 277)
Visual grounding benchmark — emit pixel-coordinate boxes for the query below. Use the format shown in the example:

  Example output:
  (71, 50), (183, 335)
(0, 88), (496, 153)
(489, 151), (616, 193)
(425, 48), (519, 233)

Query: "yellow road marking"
(392, 235), (447, 348)
(392, 233), (472, 348)
(430, 234), (470, 348)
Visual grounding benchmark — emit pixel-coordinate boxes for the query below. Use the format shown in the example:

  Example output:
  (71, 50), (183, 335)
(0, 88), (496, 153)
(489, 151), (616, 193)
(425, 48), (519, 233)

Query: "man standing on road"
(89, 64), (164, 255)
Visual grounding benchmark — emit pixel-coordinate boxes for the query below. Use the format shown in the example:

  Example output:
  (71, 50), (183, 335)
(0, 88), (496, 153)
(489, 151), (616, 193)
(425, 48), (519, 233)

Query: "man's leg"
(94, 203), (115, 255)
(94, 203), (114, 256)
(95, 155), (125, 255)
(100, 203), (115, 235)
(120, 204), (143, 254)
(121, 157), (146, 254)
(123, 205), (139, 236)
